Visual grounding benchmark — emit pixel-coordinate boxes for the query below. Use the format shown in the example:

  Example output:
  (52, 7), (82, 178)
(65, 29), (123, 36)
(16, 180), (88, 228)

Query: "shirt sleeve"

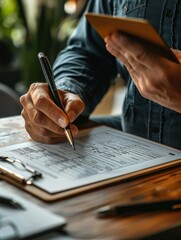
(53, 0), (118, 115)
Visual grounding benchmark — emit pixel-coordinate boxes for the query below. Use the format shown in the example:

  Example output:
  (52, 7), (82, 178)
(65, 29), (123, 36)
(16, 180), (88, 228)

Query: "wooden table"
(1, 116), (181, 240)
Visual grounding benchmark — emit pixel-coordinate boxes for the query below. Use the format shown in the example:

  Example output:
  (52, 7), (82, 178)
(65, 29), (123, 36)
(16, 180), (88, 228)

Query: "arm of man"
(20, 0), (118, 144)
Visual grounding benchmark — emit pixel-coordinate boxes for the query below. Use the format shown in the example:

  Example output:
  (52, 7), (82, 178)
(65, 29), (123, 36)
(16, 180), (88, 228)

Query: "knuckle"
(38, 127), (49, 137)
(77, 99), (85, 112)
(135, 47), (147, 61)
(29, 82), (38, 92)
(30, 82), (48, 96)
(32, 110), (43, 125)
(19, 92), (29, 107)
(33, 95), (47, 109)
(19, 94), (25, 105)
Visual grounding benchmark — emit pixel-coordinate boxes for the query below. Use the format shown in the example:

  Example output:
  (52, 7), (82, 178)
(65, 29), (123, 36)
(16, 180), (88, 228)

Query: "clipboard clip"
(0, 156), (42, 185)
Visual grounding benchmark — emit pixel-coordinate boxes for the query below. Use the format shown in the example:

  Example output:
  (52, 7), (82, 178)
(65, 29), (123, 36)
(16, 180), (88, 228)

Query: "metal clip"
(0, 156), (42, 185)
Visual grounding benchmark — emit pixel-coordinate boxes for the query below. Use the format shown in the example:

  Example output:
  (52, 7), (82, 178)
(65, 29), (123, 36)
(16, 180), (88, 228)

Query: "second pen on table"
(97, 199), (181, 218)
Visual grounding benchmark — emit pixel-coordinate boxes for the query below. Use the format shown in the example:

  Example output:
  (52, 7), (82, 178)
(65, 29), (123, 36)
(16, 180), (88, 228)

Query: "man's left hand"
(105, 32), (181, 113)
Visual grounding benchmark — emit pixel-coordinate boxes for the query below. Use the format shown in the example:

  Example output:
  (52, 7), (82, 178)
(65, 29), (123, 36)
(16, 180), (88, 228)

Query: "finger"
(106, 39), (155, 94)
(61, 91), (85, 123)
(105, 35), (126, 55)
(105, 37), (129, 66)
(21, 107), (65, 135)
(29, 83), (69, 128)
(106, 40), (138, 75)
(106, 37), (153, 89)
(105, 35), (146, 75)
(111, 32), (161, 68)
(24, 120), (78, 144)
(25, 122), (67, 144)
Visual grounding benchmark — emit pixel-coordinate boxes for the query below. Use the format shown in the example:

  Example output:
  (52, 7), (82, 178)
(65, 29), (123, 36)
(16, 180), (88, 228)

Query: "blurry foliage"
(0, 0), (24, 65)
(0, 0), (83, 89)
(0, 0), (89, 90)
(18, 0), (67, 89)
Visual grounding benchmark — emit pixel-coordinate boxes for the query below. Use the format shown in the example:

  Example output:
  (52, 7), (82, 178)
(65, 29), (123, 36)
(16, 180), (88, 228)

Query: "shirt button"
(166, 10), (173, 17)
(152, 127), (159, 133)
(123, 6), (128, 13)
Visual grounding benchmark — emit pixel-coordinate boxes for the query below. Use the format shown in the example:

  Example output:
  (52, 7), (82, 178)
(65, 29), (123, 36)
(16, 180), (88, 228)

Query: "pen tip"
(64, 128), (75, 150)
(72, 143), (76, 151)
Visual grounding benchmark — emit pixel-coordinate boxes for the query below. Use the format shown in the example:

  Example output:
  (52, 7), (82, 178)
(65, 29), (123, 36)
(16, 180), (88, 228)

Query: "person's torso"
(113, 0), (181, 149)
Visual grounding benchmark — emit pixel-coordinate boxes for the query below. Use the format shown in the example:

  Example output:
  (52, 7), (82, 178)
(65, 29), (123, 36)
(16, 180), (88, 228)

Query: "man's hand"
(20, 83), (85, 144)
(105, 32), (181, 113)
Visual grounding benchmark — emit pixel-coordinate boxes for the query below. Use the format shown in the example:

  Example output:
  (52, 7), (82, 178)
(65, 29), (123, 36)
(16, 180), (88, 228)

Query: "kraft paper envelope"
(85, 13), (178, 63)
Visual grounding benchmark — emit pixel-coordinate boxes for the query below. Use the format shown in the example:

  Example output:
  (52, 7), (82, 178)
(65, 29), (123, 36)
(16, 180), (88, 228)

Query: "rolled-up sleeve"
(53, 0), (118, 115)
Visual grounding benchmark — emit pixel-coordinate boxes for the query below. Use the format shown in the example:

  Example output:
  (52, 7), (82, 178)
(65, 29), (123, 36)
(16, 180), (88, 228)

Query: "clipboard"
(85, 13), (179, 63)
(0, 159), (181, 202)
(0, 187), (66, 239)
(0, 126), (181, 202)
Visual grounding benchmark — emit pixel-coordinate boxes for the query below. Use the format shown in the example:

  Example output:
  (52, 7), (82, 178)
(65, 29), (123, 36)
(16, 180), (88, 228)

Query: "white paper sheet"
(0, 126), (181, 193)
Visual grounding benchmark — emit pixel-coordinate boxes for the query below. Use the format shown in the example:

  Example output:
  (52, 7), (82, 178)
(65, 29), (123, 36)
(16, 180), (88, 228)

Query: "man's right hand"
(20, 83), (85, 144)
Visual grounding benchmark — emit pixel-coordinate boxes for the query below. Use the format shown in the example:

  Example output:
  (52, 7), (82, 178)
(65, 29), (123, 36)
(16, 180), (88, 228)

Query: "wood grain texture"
(0, 116), (181, 239)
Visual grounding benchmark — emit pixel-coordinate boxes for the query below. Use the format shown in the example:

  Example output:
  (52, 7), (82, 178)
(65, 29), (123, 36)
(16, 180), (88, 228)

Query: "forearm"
(53, 0), (118, 115)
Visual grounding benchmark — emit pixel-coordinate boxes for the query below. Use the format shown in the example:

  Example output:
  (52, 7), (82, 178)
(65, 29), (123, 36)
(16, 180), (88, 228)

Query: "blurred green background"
(0, 0), (88, 94)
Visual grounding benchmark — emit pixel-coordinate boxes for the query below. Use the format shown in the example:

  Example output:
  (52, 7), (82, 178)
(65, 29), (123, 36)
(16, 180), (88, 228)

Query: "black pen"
(38, 52), (75, 150)
(97, 199), (181, 218)
(0, 196), (24, 210)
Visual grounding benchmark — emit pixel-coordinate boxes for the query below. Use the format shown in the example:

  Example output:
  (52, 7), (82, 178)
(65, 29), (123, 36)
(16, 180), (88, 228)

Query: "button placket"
(166, 9), (173, 17)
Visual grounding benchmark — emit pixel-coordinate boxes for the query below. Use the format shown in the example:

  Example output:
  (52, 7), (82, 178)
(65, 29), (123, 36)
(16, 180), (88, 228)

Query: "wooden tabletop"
(1, 116), (181, 240)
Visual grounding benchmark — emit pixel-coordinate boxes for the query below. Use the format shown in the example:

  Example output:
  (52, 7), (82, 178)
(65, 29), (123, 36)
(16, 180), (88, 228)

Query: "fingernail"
(67, 110), (76, 122)
(58, 118), (67, 128)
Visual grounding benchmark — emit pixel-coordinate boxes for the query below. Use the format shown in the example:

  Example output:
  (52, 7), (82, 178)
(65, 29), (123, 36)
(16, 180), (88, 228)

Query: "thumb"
(61, 91), (85, 123)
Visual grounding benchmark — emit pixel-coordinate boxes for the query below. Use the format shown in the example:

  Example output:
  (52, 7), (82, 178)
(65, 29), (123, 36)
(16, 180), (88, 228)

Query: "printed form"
(0, 126), (181, 193)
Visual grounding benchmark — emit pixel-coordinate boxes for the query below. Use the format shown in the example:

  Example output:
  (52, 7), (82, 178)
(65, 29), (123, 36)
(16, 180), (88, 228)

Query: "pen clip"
(44, 55), (54, 79)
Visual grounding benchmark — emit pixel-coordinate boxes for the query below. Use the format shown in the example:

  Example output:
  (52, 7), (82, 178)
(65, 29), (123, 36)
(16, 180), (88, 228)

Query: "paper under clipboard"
(0, 126), (181, 202)
(85, 13), (179, 63)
